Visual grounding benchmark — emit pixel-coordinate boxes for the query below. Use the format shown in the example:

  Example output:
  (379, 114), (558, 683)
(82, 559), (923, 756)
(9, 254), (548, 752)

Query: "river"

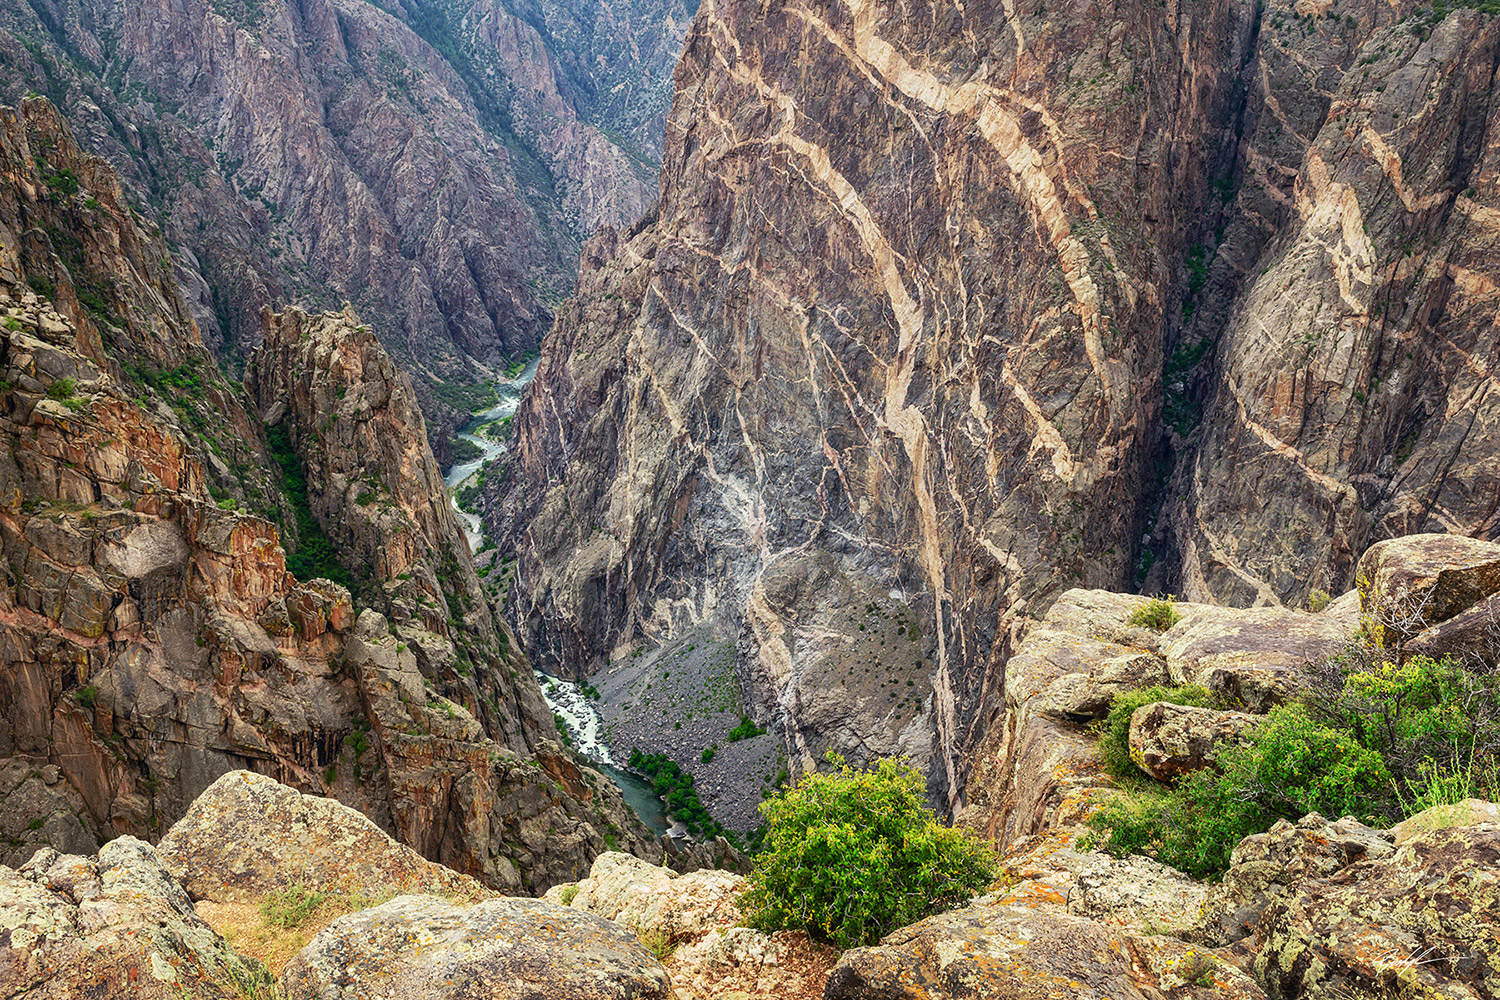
(443, 357), (539, 550)
(438, 361), (669, 837)
(536, 670), (670, 836)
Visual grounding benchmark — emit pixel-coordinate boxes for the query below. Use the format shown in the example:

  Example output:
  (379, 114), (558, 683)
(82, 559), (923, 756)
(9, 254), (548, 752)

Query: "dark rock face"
(1162, 10), (1500, 608)
(0, 0), (675, 451)
(494, 0), (1259, 806)
(494, 0), (1500, 815)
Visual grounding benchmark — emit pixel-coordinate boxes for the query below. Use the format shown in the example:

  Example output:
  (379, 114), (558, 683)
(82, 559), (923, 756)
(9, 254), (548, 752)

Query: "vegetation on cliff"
(1086, 651), (1500, 876)
(742, 754), (997, 948)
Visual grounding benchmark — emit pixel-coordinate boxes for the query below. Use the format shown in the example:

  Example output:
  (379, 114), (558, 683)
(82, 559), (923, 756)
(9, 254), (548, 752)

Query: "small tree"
(740, 754), (997, 948)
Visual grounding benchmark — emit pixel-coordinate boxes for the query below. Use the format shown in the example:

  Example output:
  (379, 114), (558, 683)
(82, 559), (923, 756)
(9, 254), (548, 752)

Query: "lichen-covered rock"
(825, 894), (1264, 1000)
(278, 894), (673, 1000)
(1128, 702), (1260, 781)
(547, 851), (836, 1000)
(0, 837), (269, 999)
(1003, 829), (1211, 938)
(156, 770), (487, 904)
(1195, 812), (1394, 947)
(1355, 534), (1500, 640)
(1247, 825), (1500, 1000)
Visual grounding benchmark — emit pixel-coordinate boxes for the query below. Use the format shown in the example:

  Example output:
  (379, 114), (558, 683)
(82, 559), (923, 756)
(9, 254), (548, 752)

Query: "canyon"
(1, 0), (1500, 993)
(490, 0), (1500, 824)
(0, 0), (692, 454)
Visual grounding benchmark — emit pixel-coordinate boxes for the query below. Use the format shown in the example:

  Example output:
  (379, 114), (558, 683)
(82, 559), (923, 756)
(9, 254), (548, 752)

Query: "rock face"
(245, 303), (550, 751)
(1, 837), (270, 999)
(281, 894), (673, 1000)
(0, 99), (656, 892)
(493, 0), (1500, 817)
(545, 851), (837, 1000)
(1162, 10), (1500, 608)
(1128, 702), (1259, 781)
(0, 0), (676, 450)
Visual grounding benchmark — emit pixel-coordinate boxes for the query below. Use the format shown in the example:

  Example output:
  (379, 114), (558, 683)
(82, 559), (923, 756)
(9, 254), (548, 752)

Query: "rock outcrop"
(826, 881), (1265, 1000)
(156, 770), (489, 904)
(2, 838), (272, 999)
(959, 589), (1354, 848)
(545, 851), (837, 1000)
(281, 894), (675, 1000)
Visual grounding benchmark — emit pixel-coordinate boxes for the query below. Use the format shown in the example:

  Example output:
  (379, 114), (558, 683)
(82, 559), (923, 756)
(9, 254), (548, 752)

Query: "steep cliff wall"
(494, 0), (1500, 816)
(494, 0), (1260, 806)
(1159, 6), (1500, 608)
(0, 99), (656, 889)
(0, 0), (673, 451)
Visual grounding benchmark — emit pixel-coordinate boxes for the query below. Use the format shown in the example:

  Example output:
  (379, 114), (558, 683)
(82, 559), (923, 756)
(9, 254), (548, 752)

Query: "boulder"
(825, 894), (1264, 1000)
(278, 894), (673, 1000)
(1003, 832), (1211, 937)
(547, 851), (836, 1000)
(1391, 798), (1500, 845)
(1195, 812), (1394, 947)
(1356, 534), (1500, 640)
(1, 837), (270, 999)
(1128, 702), (1260, 781)
(1248, 825), (1500, 1000)
(1158, 608), (1353, 711)
(1407, 593), (1500, 668)
(156, 770), (487, 904)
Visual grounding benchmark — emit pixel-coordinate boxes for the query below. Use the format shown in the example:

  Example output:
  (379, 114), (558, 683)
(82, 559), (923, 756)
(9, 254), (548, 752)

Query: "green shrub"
(46, 378), (77, 402)
(726, 716), (766, 742)
(1128, 596), (1181, 631)
(629, 749), (725, 839)
(1307, 588), (1333, 613)
(450, 436), (484, 463)
(702, 745), (718, 764)
(1087, 703), (1394, 877)
(1096, 685), (1214, 779)
(741, 754), (998, 948)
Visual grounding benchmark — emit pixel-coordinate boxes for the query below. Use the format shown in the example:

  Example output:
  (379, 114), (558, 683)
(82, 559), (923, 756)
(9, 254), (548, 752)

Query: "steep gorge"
(0, 98), (655, 890)
(0, 0), (685, 454)
(492, 0), (1500, 818)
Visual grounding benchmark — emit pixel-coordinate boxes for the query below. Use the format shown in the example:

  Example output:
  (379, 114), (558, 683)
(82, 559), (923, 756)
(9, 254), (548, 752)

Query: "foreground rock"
(1241, 824), (1500, 1000)
(547, 851), (837, 1000)
(157, 771), (487, 904)
(1129, 702), (1260, 781)
(281, 894), (672, 1000)
(826, 888), (1264, 1000)
(1, 838), (269, 999)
